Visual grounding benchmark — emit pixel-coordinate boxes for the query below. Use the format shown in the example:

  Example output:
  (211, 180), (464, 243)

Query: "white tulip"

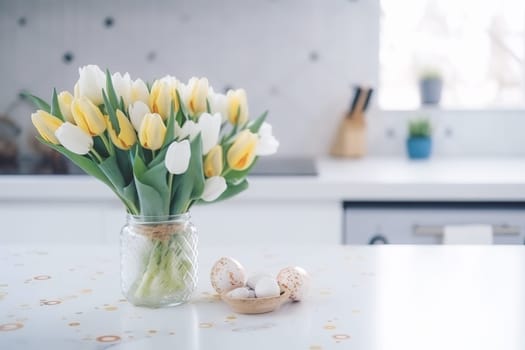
(175, 120), (200, 141)
(111, 72), (132, 107)
(129, 101), (151, 131)
(201, 176), (227, 202)
(77, 65), (105, 105)
(159, 75), (180, 90)
(256, 122), (279, 156)
(208, 87), (228, 122)
(165, 140), (191, 175)
(55, 122), (93, 155)
(131, 79), (149, 105)
(198, 112), (221, 155)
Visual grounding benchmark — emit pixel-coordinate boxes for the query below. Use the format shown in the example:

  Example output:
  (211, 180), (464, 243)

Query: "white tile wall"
(1, 0), (524, 158)
(0, 0), (379, 157)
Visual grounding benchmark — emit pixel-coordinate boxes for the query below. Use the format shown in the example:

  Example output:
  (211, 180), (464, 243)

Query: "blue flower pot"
(420, 78), (442, 105)
(407, 137), (432, 159)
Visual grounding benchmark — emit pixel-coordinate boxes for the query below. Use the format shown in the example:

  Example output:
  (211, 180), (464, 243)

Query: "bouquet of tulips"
(28, 65), (278, 303)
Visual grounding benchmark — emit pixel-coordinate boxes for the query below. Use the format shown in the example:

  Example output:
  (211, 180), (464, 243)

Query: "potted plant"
(407, 118), (432, 159)
(419, 68), (442, 105)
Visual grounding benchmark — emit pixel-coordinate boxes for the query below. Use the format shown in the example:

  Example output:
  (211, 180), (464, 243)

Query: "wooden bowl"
(221, 290), (290, 314)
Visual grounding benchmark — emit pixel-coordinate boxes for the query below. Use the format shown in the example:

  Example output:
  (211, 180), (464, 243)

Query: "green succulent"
(408, 118), (432, 138)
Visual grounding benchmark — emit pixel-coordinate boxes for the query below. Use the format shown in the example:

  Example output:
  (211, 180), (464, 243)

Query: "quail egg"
(254, 276), (281, 298)
(246, 273), (272, 289)
(210, 257), (246, 294)
(277, 266), (310, 301)
(226, 287), (251, 299)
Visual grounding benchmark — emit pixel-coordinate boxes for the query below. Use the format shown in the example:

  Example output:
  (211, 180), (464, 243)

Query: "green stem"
(99, 133), (114, 156)
(90, 149), (104, 163)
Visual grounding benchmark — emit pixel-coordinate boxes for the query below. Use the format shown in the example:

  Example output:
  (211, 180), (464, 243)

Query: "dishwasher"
(343, 201), (525, 245)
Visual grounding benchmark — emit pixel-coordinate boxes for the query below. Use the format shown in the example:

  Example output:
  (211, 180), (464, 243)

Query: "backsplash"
(0, 0), (523, 174)
(0, 0), (378, 169)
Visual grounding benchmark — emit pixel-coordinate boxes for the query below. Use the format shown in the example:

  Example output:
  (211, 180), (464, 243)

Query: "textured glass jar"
(120, 214), (198, 307)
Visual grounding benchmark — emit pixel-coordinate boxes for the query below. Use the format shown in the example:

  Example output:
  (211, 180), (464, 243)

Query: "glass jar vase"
(120, 214), (198, 307)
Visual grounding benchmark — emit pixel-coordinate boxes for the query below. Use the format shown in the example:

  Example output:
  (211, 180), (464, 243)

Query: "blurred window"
(380, 0), (525, 109)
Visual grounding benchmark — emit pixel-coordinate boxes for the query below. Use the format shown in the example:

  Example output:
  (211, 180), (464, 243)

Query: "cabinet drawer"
(344, 202), (525, 245)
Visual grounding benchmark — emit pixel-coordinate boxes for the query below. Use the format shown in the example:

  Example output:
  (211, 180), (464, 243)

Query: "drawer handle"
(369, 235), (388, 245)
(413, 224), (520, 236)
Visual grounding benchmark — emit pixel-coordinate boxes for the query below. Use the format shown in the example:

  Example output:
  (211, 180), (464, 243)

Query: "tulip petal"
(31, 110), (63, 144)
(165, 140), (191, 175)
(198, 112), (221, 155)
(201, 176), (227, 202)
(256, 122), (279, 156)
(77, 65), (105, 105)
(112, 72), (132, 107)
(57, 91), (75, 123)
(139, 113), (166, 150)
(208, 88), (228, 122)
(131, 79), (149, 105)
(129, 101), (150, 131)
(175, 120), (200, 141)
(55, 122), (93, 155)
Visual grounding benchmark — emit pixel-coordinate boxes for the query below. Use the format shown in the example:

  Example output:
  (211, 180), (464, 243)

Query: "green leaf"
(224, 156), (259, 184)
(170, 134), (205, 214)
(102, 90), (120, 135)
(175, 90), (189, 122)
(115, 147), (133, 185)
(105, 69), (119, 108)
(247, 110), (268, 133)
(133, 154), (169, 216)
(24, 93), (51, 113)
(98, 154), (125, 189)
(38, 138), (113, 188)
(206, 98), (211, 113)
(196, 179), (249, 205)
(175, 105), (184, 126)
(148, 147), (168, 169)
(122, 180), (139, 215)
(119, 96), (126, 112)
(162, 101), (176, 149)
(50, 88), (65, 121)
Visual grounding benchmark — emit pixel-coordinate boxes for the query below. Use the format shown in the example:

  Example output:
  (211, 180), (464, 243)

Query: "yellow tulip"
(204, 145), (223, 177)
(31, 110), (63, 144)
(71, 97), (106, 136)
(227, 130), (258, 171)
(107, 110), (137, 150)
(139, 113), (166, 151)
(58, 91), (75, 123)
(149, 79), (178, 120)
(226, 89), (249, 126)
(186, 77), (209, 116)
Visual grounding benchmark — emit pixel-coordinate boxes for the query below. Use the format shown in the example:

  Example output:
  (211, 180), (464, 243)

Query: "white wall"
(1, 0), (524, 159)
(0, 0), (379, 157)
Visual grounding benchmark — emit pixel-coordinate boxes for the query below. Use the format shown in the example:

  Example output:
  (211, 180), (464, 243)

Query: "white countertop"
(2, 157), (525, 201)
(1, 244), (524, 349)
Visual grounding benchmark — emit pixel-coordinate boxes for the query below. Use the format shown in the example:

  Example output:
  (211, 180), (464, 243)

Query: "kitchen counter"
(1, 244), (524, 349)
(2, 157), (525, 245)
(1, 157), (525, 202)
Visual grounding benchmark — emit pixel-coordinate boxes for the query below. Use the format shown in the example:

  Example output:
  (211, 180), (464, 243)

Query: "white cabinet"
(192, 199), (341, 246)
(0, 198), (342, 245)
(344, 202), (525, 245)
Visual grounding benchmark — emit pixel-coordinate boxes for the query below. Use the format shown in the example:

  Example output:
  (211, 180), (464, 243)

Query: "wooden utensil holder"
(330, 112), (366, 158)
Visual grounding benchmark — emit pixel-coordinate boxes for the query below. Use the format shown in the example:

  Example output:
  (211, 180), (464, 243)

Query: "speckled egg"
(210, 257), (246, 294)
(254, 277), (280, 298)
(227, 287), (251, 299)
(277, 266), (310, 301)
(246, 273), (272, 289)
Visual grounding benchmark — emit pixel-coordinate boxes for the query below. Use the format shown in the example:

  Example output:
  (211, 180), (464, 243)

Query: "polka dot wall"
(0, 0), (379, 158)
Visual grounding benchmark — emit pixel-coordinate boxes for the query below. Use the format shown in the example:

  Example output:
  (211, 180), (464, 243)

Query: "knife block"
(330, 113), (366, 158)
